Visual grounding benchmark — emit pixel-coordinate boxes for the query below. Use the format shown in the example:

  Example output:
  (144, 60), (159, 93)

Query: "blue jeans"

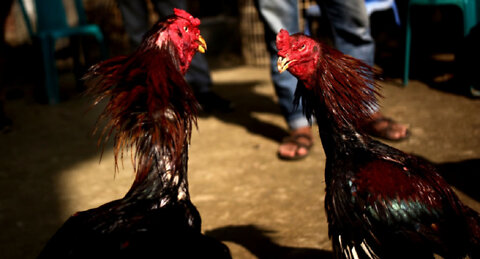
(255, 0), (376, 130)
(117, 0), (212, 93)
(321, 0), (375, 67)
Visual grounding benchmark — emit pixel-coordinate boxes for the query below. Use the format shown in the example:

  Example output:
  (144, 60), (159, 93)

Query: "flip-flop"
(363, 117), (410, 142)
(277, 133), (313, 160)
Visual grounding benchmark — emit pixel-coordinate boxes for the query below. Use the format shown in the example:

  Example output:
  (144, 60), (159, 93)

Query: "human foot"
(362, 112), (409, 141)
(277, 126), (313, 160)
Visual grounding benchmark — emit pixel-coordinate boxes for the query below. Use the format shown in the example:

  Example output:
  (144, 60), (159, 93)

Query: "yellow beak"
(197, 35), (207, 53)
(277, 56), (294, 73)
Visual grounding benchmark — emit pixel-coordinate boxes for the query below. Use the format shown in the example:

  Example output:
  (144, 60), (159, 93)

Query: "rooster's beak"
(277, 56), (294, 73)
(197, 35), (207, 53)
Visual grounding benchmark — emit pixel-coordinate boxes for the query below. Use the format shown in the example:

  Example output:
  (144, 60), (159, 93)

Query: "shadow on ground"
(204, 80), (290, 143)
(436, 158), (480, 202)
(0, 96), (111, 258)
(207, 225), (333, 259)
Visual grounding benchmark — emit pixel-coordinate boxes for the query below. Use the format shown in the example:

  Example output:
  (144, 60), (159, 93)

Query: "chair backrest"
(17, 0), (89, 36)
(35, 0), (69, 31)
(408, 0), (478, 35)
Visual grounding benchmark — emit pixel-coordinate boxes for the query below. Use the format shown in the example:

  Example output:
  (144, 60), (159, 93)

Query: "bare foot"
(277, 126), (313, 160)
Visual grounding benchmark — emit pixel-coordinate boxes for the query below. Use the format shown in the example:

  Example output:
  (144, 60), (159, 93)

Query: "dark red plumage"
(37, 9), (230, 259)
(276, 29), (480, 259)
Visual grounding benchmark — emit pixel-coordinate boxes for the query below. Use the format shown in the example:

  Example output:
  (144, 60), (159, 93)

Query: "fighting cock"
(37, 9), (230, 259)
(276, 29), (480, 259)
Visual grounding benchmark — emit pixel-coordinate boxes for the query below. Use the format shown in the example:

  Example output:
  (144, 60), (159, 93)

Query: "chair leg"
(99, 39), (108, 60)
(93, 32), (108, 60)
(71, 36), (85, 89)
(40, 37), (60, 104)
(403, 6), (412, 86)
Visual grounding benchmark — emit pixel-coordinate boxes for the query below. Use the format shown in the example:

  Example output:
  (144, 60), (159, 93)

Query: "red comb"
(276, 29), (291, 51)
(173, 8), (200, 26)
(278, 29), (289, 36)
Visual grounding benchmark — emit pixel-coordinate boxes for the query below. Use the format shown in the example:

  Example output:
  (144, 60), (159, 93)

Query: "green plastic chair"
(17, 0), (108, 104)
(403, 0), (479, 86)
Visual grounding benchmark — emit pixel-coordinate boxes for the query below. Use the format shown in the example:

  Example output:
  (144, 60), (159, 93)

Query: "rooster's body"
(276, 30), (480, 259)
(37, 9), (230, 259)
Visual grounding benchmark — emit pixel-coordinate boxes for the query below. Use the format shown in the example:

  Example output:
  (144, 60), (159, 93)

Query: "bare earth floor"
(1, 66), (480, 258)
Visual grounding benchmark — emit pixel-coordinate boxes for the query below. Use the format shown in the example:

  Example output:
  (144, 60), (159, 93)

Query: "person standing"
(255, 0), (409, 160)
(117, 0), (233, 113)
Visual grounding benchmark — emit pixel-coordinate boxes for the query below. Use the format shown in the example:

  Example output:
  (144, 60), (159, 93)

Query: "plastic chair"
(17, 0), (108, 104)
(403, 0), (479, 86)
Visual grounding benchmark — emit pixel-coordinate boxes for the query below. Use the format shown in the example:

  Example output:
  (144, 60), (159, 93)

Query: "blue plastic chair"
(17, 0), (107, 104)
(403, 0), (479, 86)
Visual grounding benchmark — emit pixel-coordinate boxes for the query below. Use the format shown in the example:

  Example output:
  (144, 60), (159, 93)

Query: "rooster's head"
(276, 29), (320, 88)
(275, 29), (380, 128)
(142, 8), (207, 74)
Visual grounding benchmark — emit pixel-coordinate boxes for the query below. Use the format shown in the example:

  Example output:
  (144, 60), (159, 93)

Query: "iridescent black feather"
(293, 40), (381, 131)
(37, 10), (230, 259)
(277, 31), (480, 259)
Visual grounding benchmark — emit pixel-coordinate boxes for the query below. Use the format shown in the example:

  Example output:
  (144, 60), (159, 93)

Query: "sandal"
(277, 133), (313, 160)
(0, 116), (12, 134)
(362, 116), (410, 141)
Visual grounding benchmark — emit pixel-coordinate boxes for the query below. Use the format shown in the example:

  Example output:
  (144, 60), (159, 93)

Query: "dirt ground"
(1, 64), (480, 258)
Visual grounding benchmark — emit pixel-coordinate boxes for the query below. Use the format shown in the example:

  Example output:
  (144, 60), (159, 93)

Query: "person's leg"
(151, 0), (211, 91)
(152, 0), (211, 90)
(256, 0), (313, 159)
(117, 0), (150, 49)
(0, 0), (14, 132)
(322, 0), (375, 66)
(322, 0), (408, 140)
(152, 0), (231, 112)
(152, 0), (186, 17)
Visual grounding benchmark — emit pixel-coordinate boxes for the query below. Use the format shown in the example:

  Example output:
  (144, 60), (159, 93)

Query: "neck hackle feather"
(84, 20), (198, 187)
(294, 38), (382, 131)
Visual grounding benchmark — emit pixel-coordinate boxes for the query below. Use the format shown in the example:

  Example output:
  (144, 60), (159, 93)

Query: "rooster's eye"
(183, 26), (188, 32)
(298, 44), (306, 51)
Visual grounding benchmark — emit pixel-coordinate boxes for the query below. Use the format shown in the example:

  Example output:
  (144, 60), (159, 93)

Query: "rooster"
(276, 29), (480, 259)
(37, 9), (230, 258)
